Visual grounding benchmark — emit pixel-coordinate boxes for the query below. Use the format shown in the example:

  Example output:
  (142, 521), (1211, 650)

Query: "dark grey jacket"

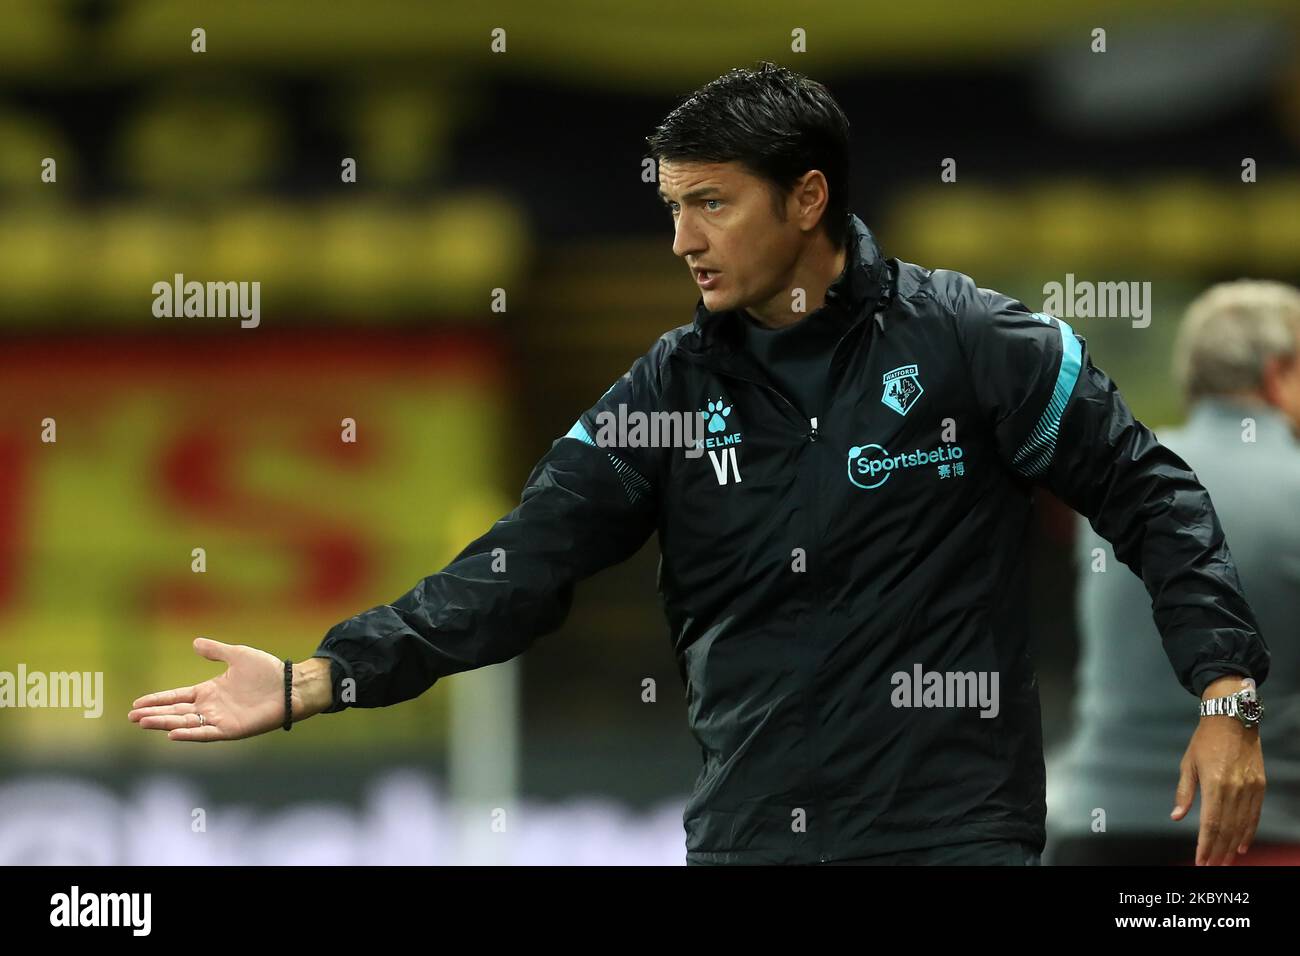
(1052, 400), (1297, 844)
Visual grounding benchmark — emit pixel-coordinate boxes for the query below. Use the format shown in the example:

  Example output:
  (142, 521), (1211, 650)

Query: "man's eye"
(705, 199), (722, 210)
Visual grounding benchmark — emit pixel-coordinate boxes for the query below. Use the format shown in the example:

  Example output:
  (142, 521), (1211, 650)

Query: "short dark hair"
(646, 61), (852, 248)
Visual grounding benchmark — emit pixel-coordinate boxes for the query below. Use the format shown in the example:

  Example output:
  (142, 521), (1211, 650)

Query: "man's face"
(657, 159), (804, 315)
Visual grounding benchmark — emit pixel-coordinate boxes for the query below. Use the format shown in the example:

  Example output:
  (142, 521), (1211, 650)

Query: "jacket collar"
(1186, 398), (1297, 443)
(686, 213), (894, 355)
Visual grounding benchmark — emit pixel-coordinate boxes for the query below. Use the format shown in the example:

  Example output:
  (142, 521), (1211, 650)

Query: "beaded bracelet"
(283, 658), (294, 731)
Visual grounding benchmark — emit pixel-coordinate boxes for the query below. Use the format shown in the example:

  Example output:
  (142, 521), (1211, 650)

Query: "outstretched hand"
(128, 638), (294, 741)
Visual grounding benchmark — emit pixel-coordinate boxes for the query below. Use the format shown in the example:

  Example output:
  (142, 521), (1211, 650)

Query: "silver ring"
(196, 713), (206, 726)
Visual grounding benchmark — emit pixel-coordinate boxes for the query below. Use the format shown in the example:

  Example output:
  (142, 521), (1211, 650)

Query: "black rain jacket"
(313, 213), (1270, 864)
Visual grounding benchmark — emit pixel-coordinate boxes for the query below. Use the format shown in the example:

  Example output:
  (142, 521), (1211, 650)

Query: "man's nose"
(672, 214), (705, 260)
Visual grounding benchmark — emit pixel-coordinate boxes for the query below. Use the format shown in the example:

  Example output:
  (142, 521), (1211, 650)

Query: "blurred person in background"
(1049, 280), (1300, 865)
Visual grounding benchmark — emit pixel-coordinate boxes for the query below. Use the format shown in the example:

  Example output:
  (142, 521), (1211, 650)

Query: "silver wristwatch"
(1199, 682), (1264, 728)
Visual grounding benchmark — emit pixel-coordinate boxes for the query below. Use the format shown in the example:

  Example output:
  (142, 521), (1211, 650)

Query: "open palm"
(128, 638), (286, 741)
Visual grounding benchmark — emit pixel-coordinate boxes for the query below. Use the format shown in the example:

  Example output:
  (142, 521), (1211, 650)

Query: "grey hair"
(1174, 279), (1300, 402)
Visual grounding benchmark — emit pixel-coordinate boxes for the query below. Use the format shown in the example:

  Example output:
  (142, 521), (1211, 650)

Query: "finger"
(193, 637), (233, 663)
(137, 712), (210, 732)
(168, 725), (225, 742)
(1222, 786), (1252, 865)
(1206, 780), (1244, 866)
(1224, 780), (1258, 864)
(1171, 760), (1197, 821)
(129, 702), (198, 721)
(1210, 785), (1245, 866)
(1196, 778), (1222, 866)
(130, 685), (197, 711)
(1237, 786), (1264, 856)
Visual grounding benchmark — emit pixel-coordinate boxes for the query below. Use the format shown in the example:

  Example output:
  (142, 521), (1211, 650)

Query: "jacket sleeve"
(951, 281), (1271, 697)
(310, 337), (670, 712)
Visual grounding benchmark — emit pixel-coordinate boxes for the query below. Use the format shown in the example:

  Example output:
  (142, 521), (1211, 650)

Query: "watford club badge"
(882, 364), (923, 416)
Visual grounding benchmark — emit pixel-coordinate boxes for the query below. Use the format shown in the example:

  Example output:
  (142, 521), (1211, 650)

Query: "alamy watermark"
(890, 664), (1000, 718)
(590, 404), (716, 458)
(0, 664), (103, 717)
(152, 273), (260, 328)
(49, 886), (150, 935)
(1042, 273), (1151, 328)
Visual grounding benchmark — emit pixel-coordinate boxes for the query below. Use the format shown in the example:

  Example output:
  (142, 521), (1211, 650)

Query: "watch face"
(1240, 698), (1262, 721)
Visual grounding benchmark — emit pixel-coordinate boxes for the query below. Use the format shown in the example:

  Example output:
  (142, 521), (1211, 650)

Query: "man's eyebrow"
(658, 186), (722, 203)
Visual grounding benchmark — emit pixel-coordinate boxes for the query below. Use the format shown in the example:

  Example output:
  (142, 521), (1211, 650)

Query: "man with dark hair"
(130, 61), (1270, 867)
(648, 62), (853, 248)
(645, 64), (856, 421)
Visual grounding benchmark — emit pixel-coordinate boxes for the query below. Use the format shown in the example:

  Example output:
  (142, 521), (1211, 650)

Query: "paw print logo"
(701, 398), (732, 434)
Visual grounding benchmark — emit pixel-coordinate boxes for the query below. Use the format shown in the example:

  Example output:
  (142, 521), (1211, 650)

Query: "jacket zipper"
(678, 355), (828, 862)
(802, 320), (867, 863)
(679, 315), (874, 864)
(799, 318), (873, 863)
(801, 412), (826, 863)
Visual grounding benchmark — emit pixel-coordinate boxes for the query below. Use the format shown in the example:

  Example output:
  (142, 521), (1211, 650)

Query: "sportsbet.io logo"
(847, 442), (966, 489)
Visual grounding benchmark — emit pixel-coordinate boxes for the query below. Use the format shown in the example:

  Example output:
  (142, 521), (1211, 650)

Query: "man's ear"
(1260, 354), (1287, 406)
(795, 170), (829, 225)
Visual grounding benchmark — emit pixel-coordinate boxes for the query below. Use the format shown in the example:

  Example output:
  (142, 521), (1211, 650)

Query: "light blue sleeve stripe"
(560, 417), (650, 504)
(563, 419), (596, 446)
(1011, 314), (1083, 478)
